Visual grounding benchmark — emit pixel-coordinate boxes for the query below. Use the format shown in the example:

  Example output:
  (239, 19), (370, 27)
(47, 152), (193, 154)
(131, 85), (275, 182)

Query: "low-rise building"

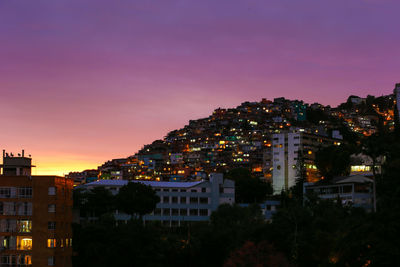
(304, 175), (374, 212)
(80, 173), (234, 226)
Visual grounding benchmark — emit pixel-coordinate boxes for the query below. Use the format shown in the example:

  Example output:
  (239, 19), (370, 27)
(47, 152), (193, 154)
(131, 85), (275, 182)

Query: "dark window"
(172, 197), (178, 203)
(180, 189), (186, 192)
(154, 208), (161, 215)
(199, 198), (208, 204)
(18, 187), (33, 198)
(201, 188), (206, 193)
(163, 209), (170, 216)
(266, 205), (271, 211)
(343, 185), (352, 193)
(180, 197), (186, 204)
(48, 222), (56, 230)
(180, 209), (187, 216)
(190, 197), (198, 204)
(171, 209), (179, 216)
(189, 209), (198, 216)
(199, 209), (208, 216)
(191, 189), (197, 193)
(163, 197), (169, 203)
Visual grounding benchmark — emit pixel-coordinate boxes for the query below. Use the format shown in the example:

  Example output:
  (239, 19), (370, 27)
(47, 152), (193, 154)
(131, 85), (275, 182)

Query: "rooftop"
(84, 179), (205, 188)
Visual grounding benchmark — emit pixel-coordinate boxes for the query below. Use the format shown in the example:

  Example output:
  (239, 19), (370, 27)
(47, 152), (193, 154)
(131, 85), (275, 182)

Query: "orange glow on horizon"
(29, 154), (102, 177)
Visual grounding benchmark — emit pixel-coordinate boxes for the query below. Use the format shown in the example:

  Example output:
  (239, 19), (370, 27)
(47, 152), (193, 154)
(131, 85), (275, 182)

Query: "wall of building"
(81, 174), (235, 226)
(0, 176), (73, 267)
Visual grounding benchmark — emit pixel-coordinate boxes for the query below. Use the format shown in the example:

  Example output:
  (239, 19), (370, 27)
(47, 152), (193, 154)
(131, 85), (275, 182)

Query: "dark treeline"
(72, 131), (400, 267)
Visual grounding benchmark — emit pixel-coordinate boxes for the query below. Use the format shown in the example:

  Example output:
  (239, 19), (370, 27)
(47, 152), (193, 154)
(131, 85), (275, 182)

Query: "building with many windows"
(80, 173), (235, 226)
(0, 151), (73, 267)
(272, 131), (342, 193)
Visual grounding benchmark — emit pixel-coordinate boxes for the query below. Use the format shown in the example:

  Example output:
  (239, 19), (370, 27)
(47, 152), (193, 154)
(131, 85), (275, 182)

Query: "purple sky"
(1, 0), (399, 175)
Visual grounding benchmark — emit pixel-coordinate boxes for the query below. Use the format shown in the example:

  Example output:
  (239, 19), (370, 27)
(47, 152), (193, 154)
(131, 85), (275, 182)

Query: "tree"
(291, 150), (307, 201)
(361, 134), (386, 177)
(116, 182), (160, 220)
(225, 168), (272, 203)
(315, 145), (351, 180)
(86, 187), (116, 218)
(224, 241), (293, 267)
(73, 187), (116, 219)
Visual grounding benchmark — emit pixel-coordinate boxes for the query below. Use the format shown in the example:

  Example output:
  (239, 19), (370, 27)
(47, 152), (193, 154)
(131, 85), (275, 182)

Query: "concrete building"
(272, 131), (342, 193)
(80, 173), (234, 226)
(0, 151), (73, 267)
(304, 175), (374, 212)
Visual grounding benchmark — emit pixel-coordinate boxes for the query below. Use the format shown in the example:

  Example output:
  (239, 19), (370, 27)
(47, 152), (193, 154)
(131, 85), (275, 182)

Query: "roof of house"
(335, 175), (373, 184)
(309, 174), (374, 187)
(83, 179), (206, 188)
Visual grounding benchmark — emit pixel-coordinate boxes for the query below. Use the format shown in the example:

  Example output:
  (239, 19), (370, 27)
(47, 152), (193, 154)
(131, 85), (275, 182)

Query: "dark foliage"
(315, 145), (352, 179)
(225, 168), (272, 203)
(116, 182), (160, 218)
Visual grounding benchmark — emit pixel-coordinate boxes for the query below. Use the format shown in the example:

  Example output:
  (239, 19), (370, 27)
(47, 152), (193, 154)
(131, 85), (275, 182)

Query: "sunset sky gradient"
(1, 0), (399, 175)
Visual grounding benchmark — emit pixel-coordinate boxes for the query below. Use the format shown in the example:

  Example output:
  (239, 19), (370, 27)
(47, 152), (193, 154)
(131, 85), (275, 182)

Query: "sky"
(1, 0), (399, 175)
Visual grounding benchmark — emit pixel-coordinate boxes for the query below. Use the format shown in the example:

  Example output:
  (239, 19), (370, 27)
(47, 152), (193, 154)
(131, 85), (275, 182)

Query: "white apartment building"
(80, 173), (235, 226)
(272, 132), (301, 193)
(272, 131), (341, 194)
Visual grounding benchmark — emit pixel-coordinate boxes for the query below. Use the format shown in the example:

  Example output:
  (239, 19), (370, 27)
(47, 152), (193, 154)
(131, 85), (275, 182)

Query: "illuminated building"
(80, 173), (234, 226)
(0, 151), (73, 267)
(272, 131), (342, 193)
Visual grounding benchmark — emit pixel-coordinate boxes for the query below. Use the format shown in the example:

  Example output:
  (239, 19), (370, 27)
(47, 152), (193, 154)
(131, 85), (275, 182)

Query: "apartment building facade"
(0, 151), (73, 267)
(272, 131), (342, 193)
(81, 173), (235, 226)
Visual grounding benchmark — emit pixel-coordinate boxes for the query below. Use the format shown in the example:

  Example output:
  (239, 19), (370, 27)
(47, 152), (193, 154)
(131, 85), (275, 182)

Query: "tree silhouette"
(116, 182), (160, 220)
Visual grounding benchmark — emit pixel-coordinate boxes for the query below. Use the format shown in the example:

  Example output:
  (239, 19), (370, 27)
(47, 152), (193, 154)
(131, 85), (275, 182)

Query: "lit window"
(21, 255), (32, 265)
(17, 220), (32, 233)
(17, 237), (32, 250)
(47, 239), (56, 248)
